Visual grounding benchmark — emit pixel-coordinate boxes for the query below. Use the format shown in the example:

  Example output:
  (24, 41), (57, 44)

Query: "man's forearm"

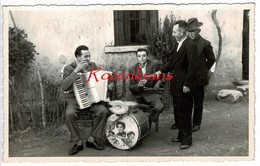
(61, 71), (78, 91)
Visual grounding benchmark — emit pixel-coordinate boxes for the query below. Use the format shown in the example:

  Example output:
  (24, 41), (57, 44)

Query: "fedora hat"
(187, 18), (203, 31)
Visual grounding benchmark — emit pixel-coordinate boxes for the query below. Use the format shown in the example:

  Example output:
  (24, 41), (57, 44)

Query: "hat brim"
(188, 22), (203, 31)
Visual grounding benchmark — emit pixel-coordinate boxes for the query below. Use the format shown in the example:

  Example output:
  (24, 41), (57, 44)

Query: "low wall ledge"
(104, 45), (148, 53)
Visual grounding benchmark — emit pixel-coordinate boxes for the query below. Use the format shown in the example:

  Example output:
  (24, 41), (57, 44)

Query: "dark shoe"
(86, 140), (104, 150)
(68, 144), (83, 155)
(192, 125), (200, 132)
(171, 138), (180, 142)
(171, 123), (177, 130)
(180, 144), (191, 150)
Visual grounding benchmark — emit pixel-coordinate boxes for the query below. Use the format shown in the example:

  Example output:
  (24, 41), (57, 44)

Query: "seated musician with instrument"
(129, 48), (164, 123)
(61, 45), (114, 155)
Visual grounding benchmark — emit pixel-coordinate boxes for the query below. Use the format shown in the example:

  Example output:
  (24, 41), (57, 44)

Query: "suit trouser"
(136, 96), (164, 122)
(172, 92), (193, 145)
(192, 85), (205, 126)
(65, 98), (109, 143)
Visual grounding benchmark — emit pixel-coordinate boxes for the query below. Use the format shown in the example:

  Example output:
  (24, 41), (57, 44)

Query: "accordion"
(73, 70), (111, 109)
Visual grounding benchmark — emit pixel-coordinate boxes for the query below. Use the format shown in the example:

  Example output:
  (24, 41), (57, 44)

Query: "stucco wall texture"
(9, 9), (243, 86)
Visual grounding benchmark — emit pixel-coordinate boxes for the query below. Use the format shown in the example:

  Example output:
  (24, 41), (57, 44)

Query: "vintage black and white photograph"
(2, 2), (255, 162)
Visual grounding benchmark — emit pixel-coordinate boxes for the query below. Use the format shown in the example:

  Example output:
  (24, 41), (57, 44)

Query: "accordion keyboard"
(74, 78), (92, 109)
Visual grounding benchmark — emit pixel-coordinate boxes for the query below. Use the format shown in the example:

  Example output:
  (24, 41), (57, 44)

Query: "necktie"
(140, 64), (146, 74)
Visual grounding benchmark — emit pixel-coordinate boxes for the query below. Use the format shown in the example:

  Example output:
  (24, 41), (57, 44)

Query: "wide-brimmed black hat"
(187, 18), (203, 31)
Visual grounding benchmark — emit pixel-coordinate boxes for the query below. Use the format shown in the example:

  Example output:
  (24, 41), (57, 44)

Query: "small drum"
(105, 109), (149, 150)
(109, 100), (128, 115)
(123, 101), (139, 113)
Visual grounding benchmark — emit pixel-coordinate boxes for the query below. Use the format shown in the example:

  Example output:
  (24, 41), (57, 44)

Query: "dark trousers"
(136, 96), (164, 122)
(172, 92), (193, 145)
(192, 85), (205, 126)
(65, 98), (109, 143)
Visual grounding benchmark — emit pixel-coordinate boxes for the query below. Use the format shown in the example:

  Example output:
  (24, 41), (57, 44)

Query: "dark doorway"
(242, 10), (249, 80)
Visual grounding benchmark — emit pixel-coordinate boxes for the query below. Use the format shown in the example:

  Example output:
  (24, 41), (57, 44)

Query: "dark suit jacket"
(192, 35), (216, 86)
(160, 37), (199, 96)
(129, 59), (162, 102)
(61, 61), (97, 98)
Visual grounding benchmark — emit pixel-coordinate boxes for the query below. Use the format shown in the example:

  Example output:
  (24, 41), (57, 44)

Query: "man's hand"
(208, 71), (214, 80)
(138, 80), (147, 87)
(183, 86), (190, 94)
(108, 82), (115, 91)
(74, 61), (89, 73)
(155, 71), (161, 76)
(154, 80), (161, 90)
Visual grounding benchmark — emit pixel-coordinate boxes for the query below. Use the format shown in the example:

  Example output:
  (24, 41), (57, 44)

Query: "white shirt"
(156, 37), (187, 76)
(139, 63), (147, 74)
(177, 36), (187, 52)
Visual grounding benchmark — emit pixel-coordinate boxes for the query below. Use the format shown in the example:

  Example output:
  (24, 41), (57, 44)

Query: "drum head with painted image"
(105, 113), (139, 150)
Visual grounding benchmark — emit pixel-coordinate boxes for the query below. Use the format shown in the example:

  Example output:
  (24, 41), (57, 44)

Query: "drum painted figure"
(106, 109), (149, 150)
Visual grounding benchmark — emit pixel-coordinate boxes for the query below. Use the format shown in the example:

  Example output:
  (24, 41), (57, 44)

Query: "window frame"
(113, 10), (158, 46)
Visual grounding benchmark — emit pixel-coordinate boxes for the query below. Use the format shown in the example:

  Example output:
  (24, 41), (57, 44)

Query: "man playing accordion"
(61, 45), (114, 155)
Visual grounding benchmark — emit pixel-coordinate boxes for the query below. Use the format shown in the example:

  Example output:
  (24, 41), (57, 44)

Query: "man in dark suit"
(61, 45), (114, 155)
(129, 48), (164, 123)
(156, 20), (198, 150)
(187, 18), (216, 132)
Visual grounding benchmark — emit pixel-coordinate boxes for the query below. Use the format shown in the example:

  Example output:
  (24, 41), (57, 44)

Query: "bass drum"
(105, 110), (149, 150)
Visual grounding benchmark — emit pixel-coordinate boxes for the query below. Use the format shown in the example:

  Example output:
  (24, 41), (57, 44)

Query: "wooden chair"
(63, 97), (95, 142)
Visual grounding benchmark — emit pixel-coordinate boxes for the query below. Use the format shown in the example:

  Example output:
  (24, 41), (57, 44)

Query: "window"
(114, 10), (158, 46)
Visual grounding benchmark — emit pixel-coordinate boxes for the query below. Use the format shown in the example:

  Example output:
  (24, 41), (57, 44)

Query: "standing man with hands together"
(156, 20), (198, 150)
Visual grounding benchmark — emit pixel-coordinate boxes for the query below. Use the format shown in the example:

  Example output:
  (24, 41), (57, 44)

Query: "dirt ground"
(9, 91), (249, 157)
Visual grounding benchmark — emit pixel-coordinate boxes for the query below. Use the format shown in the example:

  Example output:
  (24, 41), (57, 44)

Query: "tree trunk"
(211, 10), (222, 66)
(37, 69), (46, 128)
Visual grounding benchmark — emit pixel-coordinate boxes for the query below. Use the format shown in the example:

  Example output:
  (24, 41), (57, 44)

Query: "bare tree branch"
(211, 10), (222, 66)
